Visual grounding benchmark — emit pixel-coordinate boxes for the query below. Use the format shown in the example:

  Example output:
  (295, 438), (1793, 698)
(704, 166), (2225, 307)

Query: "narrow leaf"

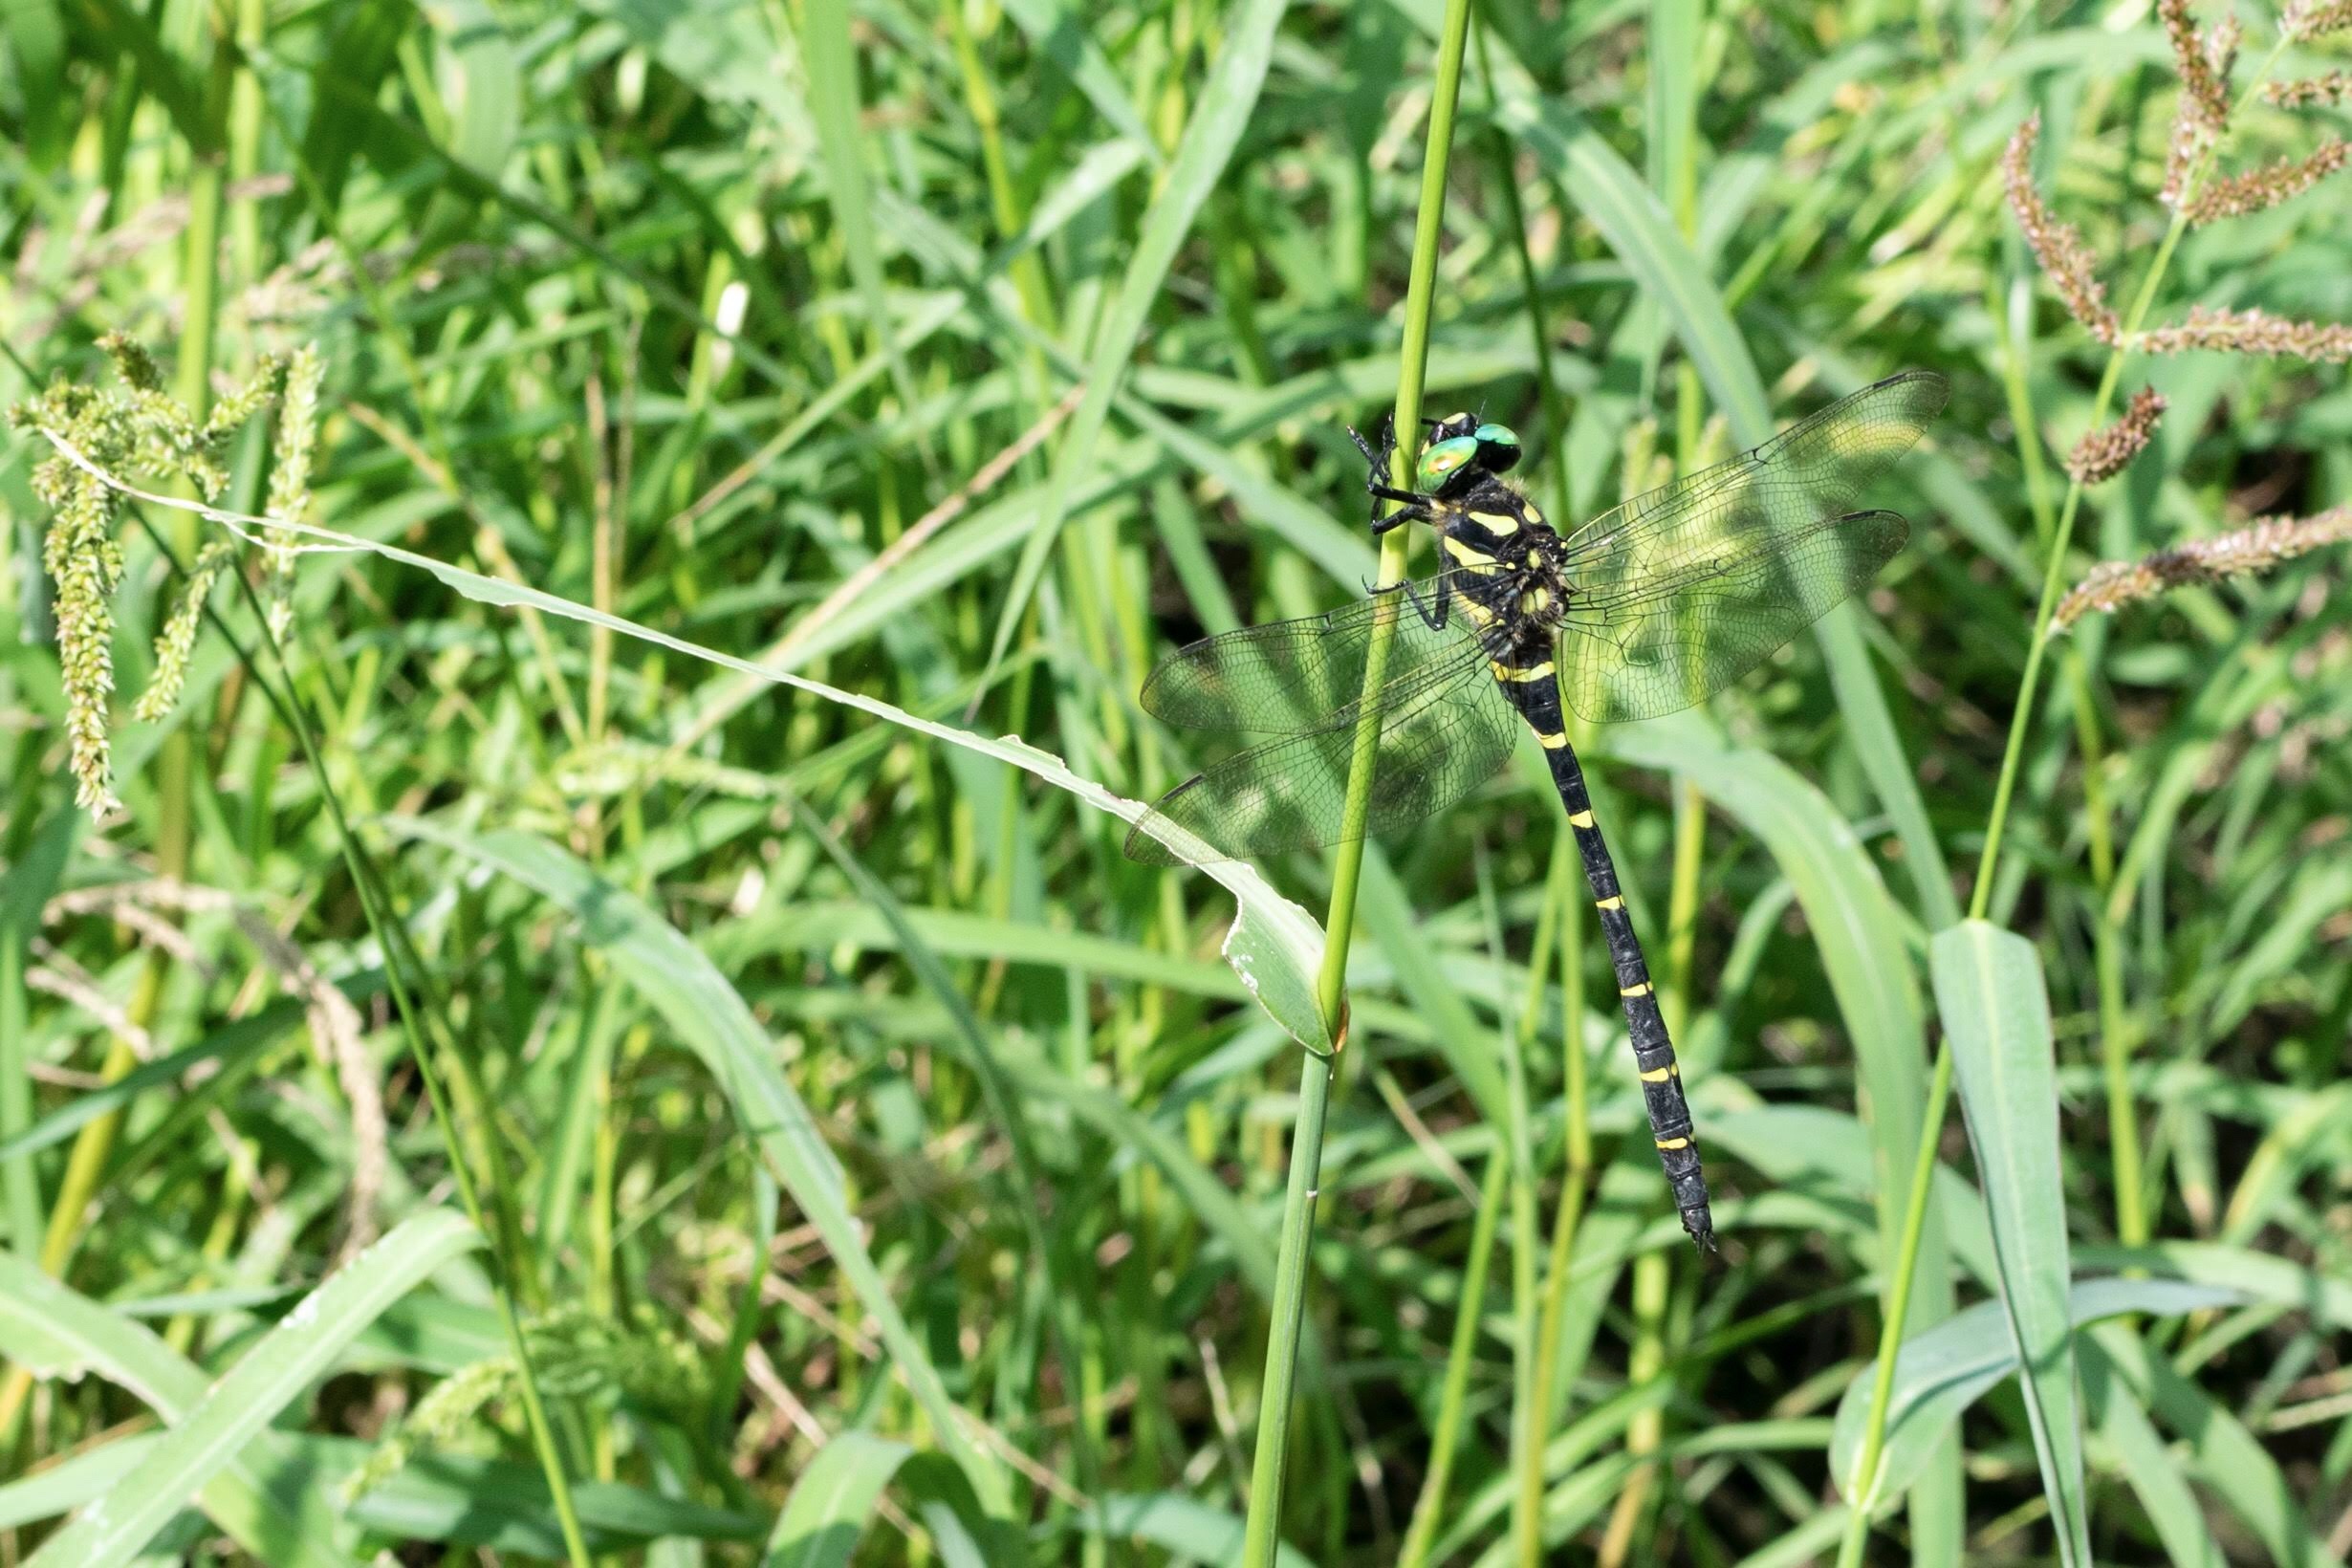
(1929, 920), (2090, 1565)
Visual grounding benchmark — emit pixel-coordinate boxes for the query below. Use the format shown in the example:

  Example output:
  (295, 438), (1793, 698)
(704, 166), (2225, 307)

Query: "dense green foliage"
(2, 0), (2349, 1563)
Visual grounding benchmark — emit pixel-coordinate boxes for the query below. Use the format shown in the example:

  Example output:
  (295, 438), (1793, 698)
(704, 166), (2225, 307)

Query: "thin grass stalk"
(1473, 13), (1572, 525)
(2071, 656), (2148, 1248)
(1470, 841), (1543, 1568)
(1397, 1149), (1510, 1568)
(1511, 836), (1578, 1555)
(1241, 4), (1475, 1561)
(1838, 47), (2290, 1561)
(224, 567), (596, 1568)
(1531, 842), (1592, 1426)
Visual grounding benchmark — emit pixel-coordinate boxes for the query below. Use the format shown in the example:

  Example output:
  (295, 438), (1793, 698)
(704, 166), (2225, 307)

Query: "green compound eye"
(1473, 423), (1523, 474)
(1417, 434), (1480, 490)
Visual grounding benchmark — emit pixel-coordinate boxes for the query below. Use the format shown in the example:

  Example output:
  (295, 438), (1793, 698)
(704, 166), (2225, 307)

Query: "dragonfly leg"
(1397, 577), (1449, 630)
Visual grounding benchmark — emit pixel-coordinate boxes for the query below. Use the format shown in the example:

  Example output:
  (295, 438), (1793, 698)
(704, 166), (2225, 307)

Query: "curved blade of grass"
(0, 997), (300, 1162)
(975, 0), (1289, 695)
(383, 819), (1008, 1513)
(764, 1430), (914, 1568)
(21, 1209), (478, 1568)
(344, 1448), (765, 1552)
(1825, 1275), (2239, 1509)
(1928, 920), (2088, 1566)
(2080, 1338), (2226, 1568)
(2092, 1321), (2347, 1568)
(30, 446), (1333, 1054)
(0, 1255), (354, 1566)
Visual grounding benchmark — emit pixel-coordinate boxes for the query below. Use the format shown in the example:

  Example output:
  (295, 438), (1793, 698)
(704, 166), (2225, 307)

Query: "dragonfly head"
(1417, 414), (1522, 493)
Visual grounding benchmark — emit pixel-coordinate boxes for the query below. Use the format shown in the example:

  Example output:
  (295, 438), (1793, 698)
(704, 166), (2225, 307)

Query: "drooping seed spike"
(2001, 115), (2122, 344)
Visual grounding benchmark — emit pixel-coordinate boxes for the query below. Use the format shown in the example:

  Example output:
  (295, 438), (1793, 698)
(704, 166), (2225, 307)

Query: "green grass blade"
(2092, 1323), (2347, 1568)
(975, 0), (1289, 693)
(19, 1211), (478, 1568)
(2080, 1339), (2227, 1568)
(1826, 1275), (2238, 1510)
(0, 1256), (354, 1565)
(994, 0), (1161, 160)
(1928, 920), (2090, 1566)
(764, 1430), (914, 1568)
(0, 808), (77, 1248)
(384, 820), (1010, 1514)
(801, 0), (922, 420)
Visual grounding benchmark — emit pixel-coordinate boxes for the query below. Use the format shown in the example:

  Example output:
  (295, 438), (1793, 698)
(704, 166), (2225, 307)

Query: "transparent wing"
(1140, 568), (1504, 735)
(1556, 371), (1947, 723)
(1125, 659), (1520, 866)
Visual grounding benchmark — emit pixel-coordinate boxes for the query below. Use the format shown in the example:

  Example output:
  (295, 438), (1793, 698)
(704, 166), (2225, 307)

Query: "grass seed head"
(2283, 0), (2352, 37)
(2137, 304), (2352, 363)
(2066, 388), (2168, 485)
(2187, 141), (2351, 224)
(2002, 115), (2121, 343)
(2265, 71), (2352, 107)
(2058, 501), (2352, 626)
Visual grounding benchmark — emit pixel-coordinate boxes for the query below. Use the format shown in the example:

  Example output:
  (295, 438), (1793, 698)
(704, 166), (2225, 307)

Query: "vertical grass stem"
(1241, 3), (1475, 1561)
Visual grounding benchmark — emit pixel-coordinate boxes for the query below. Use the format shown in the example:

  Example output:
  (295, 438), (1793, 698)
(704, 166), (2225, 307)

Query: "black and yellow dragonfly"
(1124, 371), (1948, 1251)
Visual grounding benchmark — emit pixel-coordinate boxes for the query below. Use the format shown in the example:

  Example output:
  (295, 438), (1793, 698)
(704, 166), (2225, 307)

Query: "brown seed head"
(2186, 141), (2351, 224)
(2066, 389), (2168, 486)
(2161, 0), (2234, 129)
(2283, 0), (2352, 38)
(2001, 115), (2121, 344)
(2137, 305), (2352, 364)
(2058, 502), (2352, 627)
(2265, 71), (2352, 107)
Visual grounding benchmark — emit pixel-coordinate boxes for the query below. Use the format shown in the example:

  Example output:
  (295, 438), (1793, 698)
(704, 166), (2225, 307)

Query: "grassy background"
(3, 0), (2350, 1563)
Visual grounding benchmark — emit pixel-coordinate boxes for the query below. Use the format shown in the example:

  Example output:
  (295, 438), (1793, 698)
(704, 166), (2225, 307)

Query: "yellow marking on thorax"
(1595, 894), (1622, 910)
(1522, 503), (1545, 526)
(1443, 535), (1495, 567)
(1566, 808), (1595, 828)
(1468, 510), (1520, 535)
(1459, 599), (1498, 626)
(1491, 660), (1555, 683)
(1620, 980), (1653, 998)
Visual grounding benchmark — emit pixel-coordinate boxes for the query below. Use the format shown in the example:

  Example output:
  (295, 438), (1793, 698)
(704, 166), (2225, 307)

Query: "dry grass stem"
(2067, 389), (2168, 485)
(2186, 142), (2351, 224)
(2137, 305), (2352, 363)
(2001, 116), (2120, 342)
(2058, 501), (2352, 626)
(2265, 71), (2352, 107)
(235, 911), (386, 1262)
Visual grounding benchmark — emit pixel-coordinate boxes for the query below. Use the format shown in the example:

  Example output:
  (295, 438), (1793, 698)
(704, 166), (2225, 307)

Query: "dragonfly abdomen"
(1487, 652), (1719, 1252)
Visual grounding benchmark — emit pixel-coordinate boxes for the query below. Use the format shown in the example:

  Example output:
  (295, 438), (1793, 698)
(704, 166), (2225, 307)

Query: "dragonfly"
(1124, 371), (1949, 1251)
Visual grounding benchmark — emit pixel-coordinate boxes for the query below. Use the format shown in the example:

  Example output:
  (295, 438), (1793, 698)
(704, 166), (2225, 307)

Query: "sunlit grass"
(1, 1), (2348, 1564)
